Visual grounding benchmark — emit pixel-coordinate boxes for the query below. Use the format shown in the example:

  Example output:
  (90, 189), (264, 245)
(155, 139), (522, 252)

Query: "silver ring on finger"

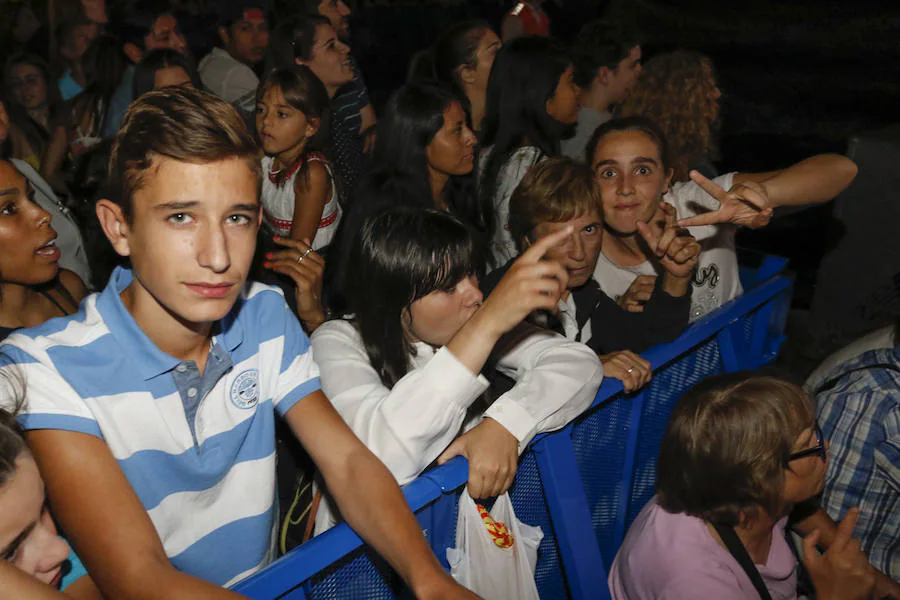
(627, 367), (634, 374)
(297, 247), (313, 264)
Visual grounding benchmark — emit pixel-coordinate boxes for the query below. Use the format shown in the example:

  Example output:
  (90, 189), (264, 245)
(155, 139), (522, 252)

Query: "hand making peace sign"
(636, 202), (702, 280)
(676, 170), (775, 229)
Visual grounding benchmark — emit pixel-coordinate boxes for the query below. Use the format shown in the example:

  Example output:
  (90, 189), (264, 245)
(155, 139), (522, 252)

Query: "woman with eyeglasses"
(609, 372), (881, 600)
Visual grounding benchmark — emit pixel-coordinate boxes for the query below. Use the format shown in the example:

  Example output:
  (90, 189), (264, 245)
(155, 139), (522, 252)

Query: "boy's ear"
(96, 199), (132, 258)
(218, 26), (230, 47)
(596, 66), (612, 86)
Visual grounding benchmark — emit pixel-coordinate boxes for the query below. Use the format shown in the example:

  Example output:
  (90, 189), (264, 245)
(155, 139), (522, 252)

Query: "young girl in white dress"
(256, 66), (341, 253)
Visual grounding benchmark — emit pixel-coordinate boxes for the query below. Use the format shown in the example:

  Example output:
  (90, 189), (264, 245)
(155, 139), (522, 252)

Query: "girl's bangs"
(410, 226), (478, 301)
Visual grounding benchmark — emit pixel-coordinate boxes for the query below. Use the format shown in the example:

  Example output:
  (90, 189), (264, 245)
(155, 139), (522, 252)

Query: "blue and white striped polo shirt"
(0, 267), (321, 587)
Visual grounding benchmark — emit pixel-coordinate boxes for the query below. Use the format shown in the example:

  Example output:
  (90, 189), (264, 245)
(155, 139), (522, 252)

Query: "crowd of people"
(0, 0), (895, 598)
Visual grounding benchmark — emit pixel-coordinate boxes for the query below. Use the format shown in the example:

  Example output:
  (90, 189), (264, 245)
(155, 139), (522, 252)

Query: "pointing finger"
(521, 225), (574, 263)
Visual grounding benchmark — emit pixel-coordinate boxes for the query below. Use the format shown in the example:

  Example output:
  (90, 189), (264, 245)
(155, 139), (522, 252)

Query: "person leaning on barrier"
(609, 372), (898, 600)
(482, 156), (697, 392)
(310, 207), (602, 533)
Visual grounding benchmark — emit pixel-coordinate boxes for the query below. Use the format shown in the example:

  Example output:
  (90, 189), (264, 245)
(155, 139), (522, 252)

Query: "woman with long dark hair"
(411, 21), (501, 134)
(3, 54), (64, 172)
(311, 207), (602, 532)
(359, 84), (482, 226)
(325, 84), (484, 316)
(479, 35), (579, 268)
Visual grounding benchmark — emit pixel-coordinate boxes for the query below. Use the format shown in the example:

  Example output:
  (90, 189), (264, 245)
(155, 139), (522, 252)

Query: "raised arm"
(677, 155), (857, 228)
(26, 430), (245, 600)
(283, 391), (478, 600)
(733, 154), (857, 208)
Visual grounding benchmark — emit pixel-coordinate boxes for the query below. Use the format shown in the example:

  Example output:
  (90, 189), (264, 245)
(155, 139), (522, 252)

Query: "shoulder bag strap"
(711, 522), (774, 600)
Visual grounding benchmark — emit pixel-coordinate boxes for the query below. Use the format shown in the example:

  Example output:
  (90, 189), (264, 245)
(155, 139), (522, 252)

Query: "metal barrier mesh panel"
(304, 547), (404, 600)
(571, 395), (632, 567)
(742, 307), (761, 348)
(509, 450), (570, 600)
(627, 339), (723, 528)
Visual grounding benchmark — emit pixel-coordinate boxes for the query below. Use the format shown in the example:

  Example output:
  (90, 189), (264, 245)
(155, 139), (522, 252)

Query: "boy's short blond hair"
(107, 86), (262, 224)
(508, 156), (602, 253)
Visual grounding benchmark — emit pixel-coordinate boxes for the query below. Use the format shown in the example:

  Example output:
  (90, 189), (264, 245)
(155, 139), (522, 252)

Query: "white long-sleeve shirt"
(310, 319), (603, 532)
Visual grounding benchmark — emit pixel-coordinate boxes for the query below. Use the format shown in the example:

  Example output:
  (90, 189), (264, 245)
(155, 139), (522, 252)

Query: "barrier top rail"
(234, 254), (792, 599)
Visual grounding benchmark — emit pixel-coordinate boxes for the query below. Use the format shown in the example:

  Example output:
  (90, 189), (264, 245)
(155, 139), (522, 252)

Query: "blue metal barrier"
(233, 257), (793, 600)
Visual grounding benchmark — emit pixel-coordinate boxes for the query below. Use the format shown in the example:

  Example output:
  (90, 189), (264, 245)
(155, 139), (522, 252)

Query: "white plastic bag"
(447, 490), (543, 600)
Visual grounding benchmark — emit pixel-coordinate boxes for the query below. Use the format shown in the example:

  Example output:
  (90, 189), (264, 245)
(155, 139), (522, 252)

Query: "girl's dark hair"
(132, 49), (202, 100)
(480, 36), (572, 218)
(344, 207), (480, 387)
(3, 54), (62, 159)
(268, 13), (332, 70)
(585, 115), (671, 172)
(409, 21), (492, 121)
(255, 65), (331, 186)
(70, 33), (129, 138)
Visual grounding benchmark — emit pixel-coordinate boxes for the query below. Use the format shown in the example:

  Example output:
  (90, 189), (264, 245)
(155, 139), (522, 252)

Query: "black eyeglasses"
(787, 423), (826, 462)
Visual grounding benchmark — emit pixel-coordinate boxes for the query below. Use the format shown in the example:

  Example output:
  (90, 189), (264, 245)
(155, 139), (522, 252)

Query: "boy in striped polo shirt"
(0, 88), (477, 599)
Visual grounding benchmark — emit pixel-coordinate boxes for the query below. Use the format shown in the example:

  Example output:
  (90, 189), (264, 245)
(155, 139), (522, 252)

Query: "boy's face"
(117, 156), (260, 326)
(601, 45), (642, 105)
(532, 209), (603, 290)
(222, 12), (269, 66)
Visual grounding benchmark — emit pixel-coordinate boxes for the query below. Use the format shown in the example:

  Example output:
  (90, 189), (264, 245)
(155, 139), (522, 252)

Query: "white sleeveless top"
(260, 153), (342, 251)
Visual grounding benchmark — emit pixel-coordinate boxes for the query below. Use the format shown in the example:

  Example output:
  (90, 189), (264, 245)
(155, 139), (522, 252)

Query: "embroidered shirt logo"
(230, 369), (259, 409)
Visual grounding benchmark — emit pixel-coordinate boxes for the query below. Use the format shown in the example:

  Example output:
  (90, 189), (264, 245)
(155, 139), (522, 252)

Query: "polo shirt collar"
(95, 267), (245, 381)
